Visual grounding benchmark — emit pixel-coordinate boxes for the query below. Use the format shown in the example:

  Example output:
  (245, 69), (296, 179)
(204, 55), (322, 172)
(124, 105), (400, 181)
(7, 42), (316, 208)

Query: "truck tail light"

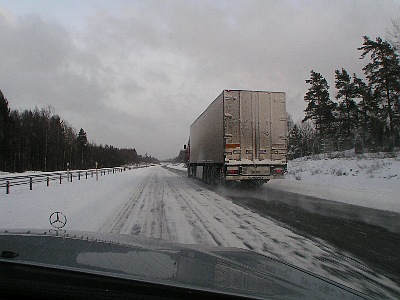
(274, 168), (284, 175)
(227, 169), (238, 175)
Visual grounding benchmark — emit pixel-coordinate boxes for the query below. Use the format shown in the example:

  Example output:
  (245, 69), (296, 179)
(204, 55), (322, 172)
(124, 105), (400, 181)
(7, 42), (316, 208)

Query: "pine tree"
(353, 75), (383, 151)
(0, 90), (11, 170)
(358, 36), (400, 149)
(334, 68), (359, 150)
(77, 128), (88, 168)
(303, 70), (337, 153)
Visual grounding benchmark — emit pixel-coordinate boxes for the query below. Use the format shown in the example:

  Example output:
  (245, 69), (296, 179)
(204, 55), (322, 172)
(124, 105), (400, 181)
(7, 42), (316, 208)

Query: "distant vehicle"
(0, 229), (373, 300)
(187, 90), (287, 186)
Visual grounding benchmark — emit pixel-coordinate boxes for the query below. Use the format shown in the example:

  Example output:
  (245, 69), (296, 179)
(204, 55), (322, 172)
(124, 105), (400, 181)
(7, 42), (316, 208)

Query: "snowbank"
(270, 150), (400, 213)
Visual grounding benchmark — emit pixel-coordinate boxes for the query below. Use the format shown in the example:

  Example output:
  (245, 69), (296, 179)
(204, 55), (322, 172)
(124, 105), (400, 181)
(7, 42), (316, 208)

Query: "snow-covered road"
(1, 165), (399, 298)
(101, 166), (322, 256)
(97, 166), (400, 298)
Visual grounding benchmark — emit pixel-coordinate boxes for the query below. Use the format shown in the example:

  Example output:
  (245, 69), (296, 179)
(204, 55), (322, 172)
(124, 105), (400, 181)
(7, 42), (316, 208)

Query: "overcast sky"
(0, 0), (399, 160)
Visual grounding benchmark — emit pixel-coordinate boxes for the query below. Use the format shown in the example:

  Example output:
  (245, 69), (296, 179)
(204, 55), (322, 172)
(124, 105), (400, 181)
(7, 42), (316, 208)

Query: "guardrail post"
(78, 172), (81, 180)
(29, 177), (32, 190)
(47, 177), (49, 186)
(85, 172), (88, 179)
(6, 181), (9, 194)
(60, 175), (62, 184)
(70, 173), (73, 182)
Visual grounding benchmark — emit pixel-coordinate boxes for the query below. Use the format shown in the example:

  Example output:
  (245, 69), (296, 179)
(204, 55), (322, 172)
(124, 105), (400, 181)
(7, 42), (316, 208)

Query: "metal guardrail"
(0, 166), (143, 194)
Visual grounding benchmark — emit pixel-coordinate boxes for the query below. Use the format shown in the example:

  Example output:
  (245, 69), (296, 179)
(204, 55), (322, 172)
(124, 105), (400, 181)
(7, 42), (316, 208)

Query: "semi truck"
(187, 89), (287, 186)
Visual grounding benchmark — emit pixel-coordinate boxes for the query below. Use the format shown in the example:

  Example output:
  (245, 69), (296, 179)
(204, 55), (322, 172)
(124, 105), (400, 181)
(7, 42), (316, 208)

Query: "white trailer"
(187, 90), (287, 185)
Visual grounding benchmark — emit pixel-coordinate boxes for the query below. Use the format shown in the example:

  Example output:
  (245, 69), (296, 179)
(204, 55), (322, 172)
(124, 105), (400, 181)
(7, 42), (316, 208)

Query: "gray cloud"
(0, 1), (399, 159)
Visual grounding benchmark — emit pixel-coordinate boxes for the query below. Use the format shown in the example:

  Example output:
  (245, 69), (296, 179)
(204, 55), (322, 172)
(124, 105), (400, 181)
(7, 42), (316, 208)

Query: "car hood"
(0, 229), (371, 299)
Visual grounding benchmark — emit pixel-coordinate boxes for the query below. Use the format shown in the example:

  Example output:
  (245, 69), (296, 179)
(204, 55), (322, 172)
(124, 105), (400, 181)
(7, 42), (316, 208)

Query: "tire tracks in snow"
(163, 166), (400, 299)
(98, 172), (150, 234)
(162, 173), (243, 247)
(98, 166), (399, 299)
(99, 168), (192, 243)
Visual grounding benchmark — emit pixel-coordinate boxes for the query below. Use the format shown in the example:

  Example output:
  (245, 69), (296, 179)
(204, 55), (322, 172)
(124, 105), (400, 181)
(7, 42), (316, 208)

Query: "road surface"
(98, 165), (399, 299)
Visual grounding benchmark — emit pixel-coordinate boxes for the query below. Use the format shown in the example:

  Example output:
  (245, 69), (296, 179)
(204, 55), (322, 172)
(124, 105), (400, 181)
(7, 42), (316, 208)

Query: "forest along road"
(99, 165), (399, 299)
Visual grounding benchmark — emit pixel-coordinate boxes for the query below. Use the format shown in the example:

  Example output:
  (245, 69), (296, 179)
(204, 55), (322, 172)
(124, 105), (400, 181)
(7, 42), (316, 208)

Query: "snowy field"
(1, 153), (400, 298)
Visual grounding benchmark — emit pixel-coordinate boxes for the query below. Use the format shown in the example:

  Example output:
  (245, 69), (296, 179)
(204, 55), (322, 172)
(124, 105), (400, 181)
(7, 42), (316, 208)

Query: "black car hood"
(0, 229), (371, 300)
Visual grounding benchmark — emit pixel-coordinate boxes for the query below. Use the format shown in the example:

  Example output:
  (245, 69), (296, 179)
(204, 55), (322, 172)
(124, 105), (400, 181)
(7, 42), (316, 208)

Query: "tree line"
(0, 92), (158, 172)
(288, 33), (400, 159)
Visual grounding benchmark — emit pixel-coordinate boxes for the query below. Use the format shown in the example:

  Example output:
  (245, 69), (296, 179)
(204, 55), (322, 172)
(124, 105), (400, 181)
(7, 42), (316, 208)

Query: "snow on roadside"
(0, 167), (153, 230)
(286, 149), (400, 186)
(269, 150), (400, 213)
(164, 163), (187, 171)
